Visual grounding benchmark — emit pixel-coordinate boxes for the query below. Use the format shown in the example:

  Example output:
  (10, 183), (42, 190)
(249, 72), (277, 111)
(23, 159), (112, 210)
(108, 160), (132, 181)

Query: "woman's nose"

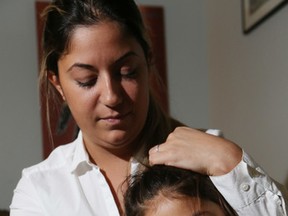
(99, 75), (123, 107)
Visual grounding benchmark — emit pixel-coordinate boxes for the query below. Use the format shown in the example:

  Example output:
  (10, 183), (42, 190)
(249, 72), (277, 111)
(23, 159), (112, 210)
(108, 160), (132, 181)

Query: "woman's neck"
(83, 138), (133, 215)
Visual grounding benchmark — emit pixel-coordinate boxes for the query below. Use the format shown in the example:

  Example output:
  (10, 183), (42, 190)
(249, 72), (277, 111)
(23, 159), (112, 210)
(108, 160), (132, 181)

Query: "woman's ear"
(48, 72), (66, 101)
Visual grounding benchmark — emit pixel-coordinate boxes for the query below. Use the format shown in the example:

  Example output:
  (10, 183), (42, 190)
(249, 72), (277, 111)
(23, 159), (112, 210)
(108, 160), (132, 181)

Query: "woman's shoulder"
(22, 140), (78, 177)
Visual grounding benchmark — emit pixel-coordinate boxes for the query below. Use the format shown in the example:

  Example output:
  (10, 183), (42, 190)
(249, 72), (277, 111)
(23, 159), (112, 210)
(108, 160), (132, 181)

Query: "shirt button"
(241, 183), (250, 192)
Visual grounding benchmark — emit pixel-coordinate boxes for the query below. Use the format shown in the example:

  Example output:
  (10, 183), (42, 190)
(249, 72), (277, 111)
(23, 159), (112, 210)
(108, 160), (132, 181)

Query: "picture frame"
(242, 0), (288, 34)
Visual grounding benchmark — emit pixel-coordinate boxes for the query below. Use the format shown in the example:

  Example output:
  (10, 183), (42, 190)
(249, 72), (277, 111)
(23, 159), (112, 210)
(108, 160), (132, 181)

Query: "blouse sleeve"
(210, 150), (288, 215)
(10, 171), (45, 216)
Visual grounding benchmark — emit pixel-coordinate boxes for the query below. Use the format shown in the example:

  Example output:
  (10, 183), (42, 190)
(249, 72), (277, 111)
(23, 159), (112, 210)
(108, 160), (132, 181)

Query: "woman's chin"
(102, 131), (136, 150)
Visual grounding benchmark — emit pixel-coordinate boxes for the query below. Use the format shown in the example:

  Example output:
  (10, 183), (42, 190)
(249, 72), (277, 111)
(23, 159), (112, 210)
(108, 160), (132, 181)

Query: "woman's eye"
(120, 70), (137, 79)
(76, 78), (97, 88)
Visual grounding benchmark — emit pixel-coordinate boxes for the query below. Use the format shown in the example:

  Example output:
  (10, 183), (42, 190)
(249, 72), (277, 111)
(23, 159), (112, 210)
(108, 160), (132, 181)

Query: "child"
(124, 165), (237, 216)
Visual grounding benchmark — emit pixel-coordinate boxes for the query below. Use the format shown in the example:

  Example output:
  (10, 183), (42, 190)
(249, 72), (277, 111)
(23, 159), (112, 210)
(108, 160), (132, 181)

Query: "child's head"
(124, 165), (237, 216)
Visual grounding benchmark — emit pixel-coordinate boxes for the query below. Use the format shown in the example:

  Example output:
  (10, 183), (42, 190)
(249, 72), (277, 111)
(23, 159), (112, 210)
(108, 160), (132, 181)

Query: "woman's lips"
(100, 112), (131, 124)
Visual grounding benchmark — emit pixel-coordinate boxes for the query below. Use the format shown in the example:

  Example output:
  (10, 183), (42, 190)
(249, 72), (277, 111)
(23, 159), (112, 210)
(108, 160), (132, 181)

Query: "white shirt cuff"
(210, 150), (272, 210)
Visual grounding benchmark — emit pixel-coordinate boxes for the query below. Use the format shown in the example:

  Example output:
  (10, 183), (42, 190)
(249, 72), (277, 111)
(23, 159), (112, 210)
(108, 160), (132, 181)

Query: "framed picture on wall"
(242, 0), (288, 34)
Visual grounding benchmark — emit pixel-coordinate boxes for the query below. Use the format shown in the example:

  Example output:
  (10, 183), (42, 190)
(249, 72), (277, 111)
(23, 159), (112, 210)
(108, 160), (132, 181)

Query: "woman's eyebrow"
(114, 51), (139, 64)
(66, 51), (139, 73)
(66, 63), (97, 73)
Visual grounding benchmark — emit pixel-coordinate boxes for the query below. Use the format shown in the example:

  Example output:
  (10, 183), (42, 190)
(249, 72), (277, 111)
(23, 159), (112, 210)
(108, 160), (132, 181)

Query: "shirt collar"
(70, 131), (141, 175)
(70, 131), (94, 173)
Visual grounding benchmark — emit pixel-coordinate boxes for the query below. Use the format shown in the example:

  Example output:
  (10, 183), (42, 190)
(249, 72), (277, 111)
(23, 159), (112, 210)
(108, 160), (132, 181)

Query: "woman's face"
(51, 21), (150, 152)
(145, 196), (226, 216)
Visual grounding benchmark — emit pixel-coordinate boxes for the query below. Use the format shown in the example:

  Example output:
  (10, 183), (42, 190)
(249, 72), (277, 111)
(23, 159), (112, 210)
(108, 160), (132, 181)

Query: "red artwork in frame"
(35, 1), (168, 158)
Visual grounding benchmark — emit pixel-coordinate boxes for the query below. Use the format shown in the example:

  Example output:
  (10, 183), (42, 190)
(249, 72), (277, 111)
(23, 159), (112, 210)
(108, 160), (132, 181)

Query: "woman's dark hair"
(40, 0), (152, 105)
(39, 0), (178, 153)
(124, 165), (238, 216)
(41, 0), (151, 77)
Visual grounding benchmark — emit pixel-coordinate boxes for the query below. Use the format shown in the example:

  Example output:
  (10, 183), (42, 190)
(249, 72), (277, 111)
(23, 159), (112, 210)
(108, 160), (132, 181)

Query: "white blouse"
(10, 132), (288, 216)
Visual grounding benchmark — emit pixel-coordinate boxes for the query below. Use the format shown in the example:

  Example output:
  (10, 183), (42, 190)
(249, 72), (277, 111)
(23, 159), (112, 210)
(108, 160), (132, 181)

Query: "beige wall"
(0, 0), (42, 209)
(205, 0), (288, 184)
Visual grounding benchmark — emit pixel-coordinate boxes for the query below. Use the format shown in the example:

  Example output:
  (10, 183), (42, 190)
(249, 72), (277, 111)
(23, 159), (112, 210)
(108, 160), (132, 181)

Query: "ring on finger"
(156, 145), (160, 152)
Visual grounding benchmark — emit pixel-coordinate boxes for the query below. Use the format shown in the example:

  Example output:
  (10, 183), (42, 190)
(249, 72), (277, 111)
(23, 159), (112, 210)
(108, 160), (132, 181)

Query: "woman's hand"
(149, 127), (242, 176)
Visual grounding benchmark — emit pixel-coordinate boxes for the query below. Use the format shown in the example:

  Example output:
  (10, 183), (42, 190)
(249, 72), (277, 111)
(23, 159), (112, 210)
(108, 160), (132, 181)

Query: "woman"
(10, 0), (287, 215)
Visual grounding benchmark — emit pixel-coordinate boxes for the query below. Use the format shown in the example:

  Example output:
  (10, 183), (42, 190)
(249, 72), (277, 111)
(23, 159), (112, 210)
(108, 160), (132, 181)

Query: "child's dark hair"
(124, 165), (237, 216)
